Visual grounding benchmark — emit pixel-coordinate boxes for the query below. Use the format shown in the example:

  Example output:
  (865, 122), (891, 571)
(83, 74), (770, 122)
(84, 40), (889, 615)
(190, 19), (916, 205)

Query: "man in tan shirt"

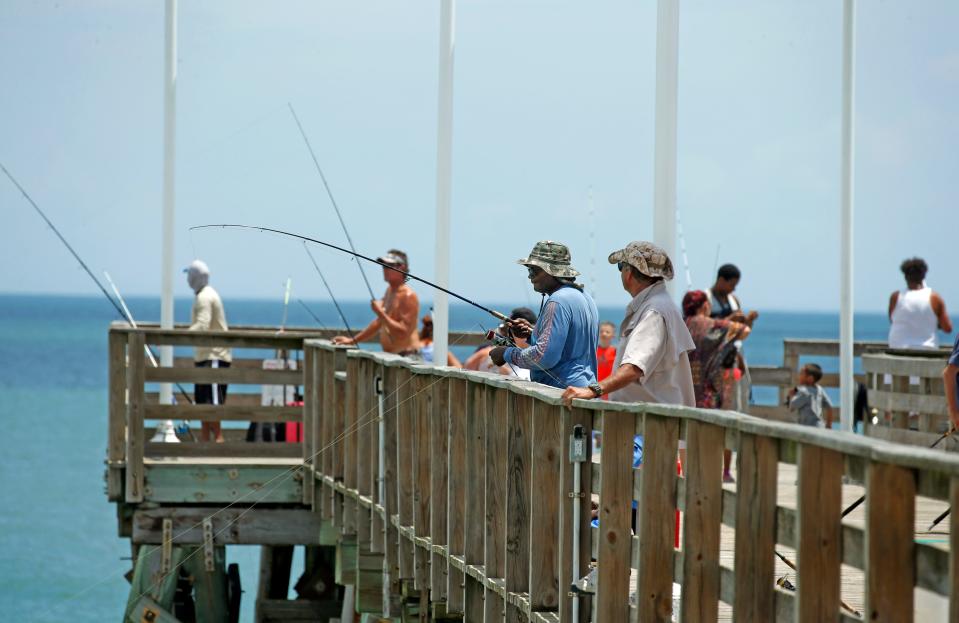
(186, 259), (232, 442)
(333, 249), (421, 356)
(562, 241), (694, 407)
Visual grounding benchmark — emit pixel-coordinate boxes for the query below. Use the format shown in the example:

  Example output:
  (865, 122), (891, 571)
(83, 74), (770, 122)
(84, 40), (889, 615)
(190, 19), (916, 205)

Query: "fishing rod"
(280, 277), (292, 331)
(2, 162), (125, 318)
(841, 428), (953, 519)
(303, 243), (357, 342)
(191, 225), (510, 322)
(287, 103), (376, 301)
(297, 299), (329, 330)
(773, 550), (861, 616)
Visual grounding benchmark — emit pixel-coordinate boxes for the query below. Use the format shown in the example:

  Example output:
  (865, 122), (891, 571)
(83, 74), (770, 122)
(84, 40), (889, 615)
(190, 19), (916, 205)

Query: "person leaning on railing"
(944, 332), (959, 431)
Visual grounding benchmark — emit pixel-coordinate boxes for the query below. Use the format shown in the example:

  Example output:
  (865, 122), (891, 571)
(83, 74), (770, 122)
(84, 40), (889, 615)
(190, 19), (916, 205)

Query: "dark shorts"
(195, 360), (230, 405)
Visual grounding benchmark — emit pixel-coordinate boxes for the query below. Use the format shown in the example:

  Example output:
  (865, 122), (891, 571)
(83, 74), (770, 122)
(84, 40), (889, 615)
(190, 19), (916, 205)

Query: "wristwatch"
(588, 382), (603, 398)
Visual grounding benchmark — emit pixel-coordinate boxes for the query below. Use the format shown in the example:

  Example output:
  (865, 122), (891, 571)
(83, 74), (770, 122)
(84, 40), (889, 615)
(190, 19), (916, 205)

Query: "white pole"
(160, 0), (177, 405)
(588, 187), (596, 297)
(433, 0), (455, 367)
(839, 0), (856, 432)
(653, 0), (680, 299)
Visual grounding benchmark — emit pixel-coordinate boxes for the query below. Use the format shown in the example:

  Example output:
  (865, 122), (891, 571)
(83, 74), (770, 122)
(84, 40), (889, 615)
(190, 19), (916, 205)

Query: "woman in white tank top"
(888, 258), (952, 349)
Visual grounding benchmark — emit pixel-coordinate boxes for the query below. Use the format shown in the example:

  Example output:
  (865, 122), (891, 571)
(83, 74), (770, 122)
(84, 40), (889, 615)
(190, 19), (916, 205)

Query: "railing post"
(733, 433), (778, 621)
(107, 328), (128, 501)
(380, 363), (401, 615)
(636, 412), (679, 622)
(796, 444), (842, 622)
(865, 462), (915, 621)
(355, 357), (372, 547)
(125, 331), (146, 503)
(395, 366), (415, 580)
(302, 344), (315, 506)
(464, 379), (487, 621)
(950, 476), (959, 622)
(680, 420), (723, 623)
(430, 373), (450, 602)
(445, 376), (468, 614)
(781, 341), (800, 407)
(484, 383), (510, 621)
(505, 392), (533, 622)
(559, 407), (594, 623)
(595, 409), (633, 623)
(529, 400), (562, 615)
(411, 370), (432, 591)
(370, 360), (385, 555)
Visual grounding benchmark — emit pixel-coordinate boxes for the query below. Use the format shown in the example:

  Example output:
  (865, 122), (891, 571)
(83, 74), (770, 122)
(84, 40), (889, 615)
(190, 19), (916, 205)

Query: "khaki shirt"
(609, 309), (695, 407)
(190, 285), (232, 362)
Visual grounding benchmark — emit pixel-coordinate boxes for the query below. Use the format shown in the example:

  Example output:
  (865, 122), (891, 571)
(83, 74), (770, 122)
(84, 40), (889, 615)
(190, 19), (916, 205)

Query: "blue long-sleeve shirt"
(504, 285), (599, 388)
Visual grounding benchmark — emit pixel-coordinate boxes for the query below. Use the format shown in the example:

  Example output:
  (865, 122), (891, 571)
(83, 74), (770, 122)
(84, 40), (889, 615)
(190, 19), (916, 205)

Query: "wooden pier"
(107, 323), (958, 622)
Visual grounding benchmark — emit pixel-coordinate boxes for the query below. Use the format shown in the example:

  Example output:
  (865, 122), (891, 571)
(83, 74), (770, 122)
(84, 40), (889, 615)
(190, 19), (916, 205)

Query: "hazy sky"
(1, 1), (955, 312)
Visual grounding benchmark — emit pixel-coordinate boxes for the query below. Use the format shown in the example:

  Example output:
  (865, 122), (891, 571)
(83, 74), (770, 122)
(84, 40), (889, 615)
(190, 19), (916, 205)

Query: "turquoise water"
(0, 294), (948, 621)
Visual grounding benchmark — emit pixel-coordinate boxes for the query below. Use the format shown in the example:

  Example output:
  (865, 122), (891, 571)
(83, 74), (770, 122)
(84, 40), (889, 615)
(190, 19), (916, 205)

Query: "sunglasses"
(617, 261), (628, 272)
(527, 266), (543, 278)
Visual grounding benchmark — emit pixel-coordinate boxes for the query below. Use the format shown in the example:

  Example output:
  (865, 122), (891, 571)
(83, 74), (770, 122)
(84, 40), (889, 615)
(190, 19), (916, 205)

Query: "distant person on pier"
(418, 313), (462, 367)
(596, 321), (617, 381)
(682, 289), (751, 481)
(708, 263), (759, 326)
(888, 257), (952, 349)
(186, 259), (232, 443)
(488, 241), (599, 388)
(332, 249), (421, 357)
(561, 241), (694, 407)
(464, 307), (536, 379)
(787, 363), (834, 429)
(943, 334), (959, 431)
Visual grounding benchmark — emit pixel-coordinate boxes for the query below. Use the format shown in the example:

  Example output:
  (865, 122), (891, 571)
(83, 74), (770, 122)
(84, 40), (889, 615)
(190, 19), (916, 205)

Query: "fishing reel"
(485, 326), (512, 347)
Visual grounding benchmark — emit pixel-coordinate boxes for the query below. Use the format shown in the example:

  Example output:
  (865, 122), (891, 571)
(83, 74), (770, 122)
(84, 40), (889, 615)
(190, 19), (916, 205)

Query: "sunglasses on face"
(527, 266), (543, 278)
(617, 261), (628, 272)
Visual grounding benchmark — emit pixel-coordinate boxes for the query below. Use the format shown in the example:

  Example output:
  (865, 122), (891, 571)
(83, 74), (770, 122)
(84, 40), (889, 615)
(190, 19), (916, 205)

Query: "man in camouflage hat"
(562, 241), (695, 406)
(489, 241), (599, 389)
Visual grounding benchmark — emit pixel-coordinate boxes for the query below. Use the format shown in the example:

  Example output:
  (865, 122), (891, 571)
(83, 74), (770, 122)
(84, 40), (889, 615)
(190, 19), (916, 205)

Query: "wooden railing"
(304, 338), (959, 622)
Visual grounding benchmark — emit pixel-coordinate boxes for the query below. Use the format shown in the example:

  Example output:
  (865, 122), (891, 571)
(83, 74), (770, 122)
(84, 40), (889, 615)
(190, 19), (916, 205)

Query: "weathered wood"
(505, 393), (533, 622)
(595, 410), (633, 623)
(108, 329), (127, 499)
(256, 598), (342, 622)
(145, 391), (261, 406)
(485, 384), (510, 622)
(636, 413), (679, 622)
(382, 365), (400, 584)
(126, 332), (146, 503)
(370, 361), (385, 555)
(446, 377), (468, 613)
(145, 365), (302, 385)
(951, 476), (959, 622)
(144, 404), (303, 422)
(256, 544), (295, 623)
(355, 547), (385, 613)
(464, 380), (488, 620)
(430, 375), (450, 601)
(529, 401), (561, 614)
(142, 464), (302, 503)
(796, 444), (843, 622)
(412, 373), (432, 590)
(558, 407), (593, 623)
(133, 508), (323, 545)
(303, 346), (316, 506)
(868, 389), (947, 416)
(355, 357), (372, 547)
(396, 367), (415, 579)
(733, 433), (778, 622)
(144, 441), (302, 459)
(126, 595), (180, 623)
(865, 462), (915, 622)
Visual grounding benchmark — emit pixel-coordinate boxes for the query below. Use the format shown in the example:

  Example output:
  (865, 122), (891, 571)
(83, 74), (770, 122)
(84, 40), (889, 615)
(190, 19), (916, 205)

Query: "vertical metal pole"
(160, 0), (177, 405)
(839, 0), (856, 432)
(433, 0), (455, 367)
(653, 0), (680, 299)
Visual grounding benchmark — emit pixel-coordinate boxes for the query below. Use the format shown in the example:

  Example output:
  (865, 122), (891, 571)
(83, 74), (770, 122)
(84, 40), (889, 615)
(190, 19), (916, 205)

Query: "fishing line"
(676, 208), (693, 291)
(297, 299), (330, 331)
(304, 243), (357, 343)
(191, 224), (510, 322)
(287, 103), (376, 301)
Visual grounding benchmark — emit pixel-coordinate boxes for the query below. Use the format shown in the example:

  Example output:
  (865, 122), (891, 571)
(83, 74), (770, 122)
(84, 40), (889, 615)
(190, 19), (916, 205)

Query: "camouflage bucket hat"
(516, 240), (580, 279)
(608, 241), (674, 280)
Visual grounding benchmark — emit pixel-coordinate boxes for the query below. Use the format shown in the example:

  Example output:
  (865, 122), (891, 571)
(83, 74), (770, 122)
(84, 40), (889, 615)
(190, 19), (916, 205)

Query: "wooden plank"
(529, 401), (561, 613)
(108, 329), (127, 501)
(412, 373), (432, 590)
(144, 441), (302, 459)
(867, 389), (947, 416)
(382, 365), (400, 582)
(142, 464), (302, 504)
(485, 384), (509, 622)
(370, 360), (385, 555)
(355, 358), (372, 547)
(126, 331), (146, 503)
(145, 391), (262, 406)
(465, 380), (488, 620)
(430, 375), (450, 601)
(343, 357), (359, 535)
(133, 508), (323, 545)
(796, 444), (842, 622)
(865, 461), (915, 622)
(636, 413), (679, 622)
(862, 353), (948, 378)
(396, 367), (415, 579)
(681, 420), (724, 623)
(595, 409), (633, 623)
(256, 598), (341, 622)
(144, 404), (301, 422)
(733, 433), (778, 622)
(558, 407), (593, 623)
(506, 393), (533, 622)
(951, 477), (959, 622)
(355, 548), (385, 613)
(144, 365), (302, 385)
(446, 377), (468, 613)
(135, 327), (310, 350)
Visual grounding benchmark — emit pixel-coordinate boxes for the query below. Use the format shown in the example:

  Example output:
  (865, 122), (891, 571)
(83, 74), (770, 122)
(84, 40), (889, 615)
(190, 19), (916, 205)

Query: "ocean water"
(0, 293), (948, 621)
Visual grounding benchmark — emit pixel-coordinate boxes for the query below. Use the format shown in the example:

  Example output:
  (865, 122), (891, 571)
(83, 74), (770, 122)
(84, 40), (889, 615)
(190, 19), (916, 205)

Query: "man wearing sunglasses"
(489, 241), (599, 389)
(562, 241), (695, 407)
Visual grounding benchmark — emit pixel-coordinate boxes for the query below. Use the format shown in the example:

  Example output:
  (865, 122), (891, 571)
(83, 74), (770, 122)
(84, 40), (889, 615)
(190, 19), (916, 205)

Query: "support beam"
(838, 0), (857, 432)
(159, 0), (177, 406)
(653, 0), (680, 299)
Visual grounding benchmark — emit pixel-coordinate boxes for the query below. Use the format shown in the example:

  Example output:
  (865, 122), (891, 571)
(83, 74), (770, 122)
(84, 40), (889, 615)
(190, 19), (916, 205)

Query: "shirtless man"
(332, 249), (421, 355)
(708, 263), (759, 326)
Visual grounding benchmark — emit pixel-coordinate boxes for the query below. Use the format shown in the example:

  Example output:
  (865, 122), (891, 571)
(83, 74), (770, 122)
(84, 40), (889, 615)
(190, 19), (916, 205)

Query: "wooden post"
(430, 374), (450, 602)
(636, 412), (679, 622)
(950, 476), (959, 622)
(865, 462), (915, 621)
(321, 349), (336, 520)
(796, 444), (842, 622)
(595, 409), (633, 623)
(505, 393), (533, 623)
(559, 407), (593, 623)
(396, 367), (415, 579)
(371, 361), (385, 554)
(382, 365), (400, 586)
(356, 358), (372, 546)
(891, 375), (909, 429)
(781, 341), (800, 407)
(126, 331), (146, 503)
(108, 328), (127, 501)
(464, 379), (487, 622)
(446, 377), (468, 613)
(733, 433), (778, 621)
(302, 345), (315, 506)
(344, 357), (359, 535)
(680, 420), (723, 623)
(412, 372), (433, 590)
(529, 401), (561, 614)
(484, 384), (509, 622)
